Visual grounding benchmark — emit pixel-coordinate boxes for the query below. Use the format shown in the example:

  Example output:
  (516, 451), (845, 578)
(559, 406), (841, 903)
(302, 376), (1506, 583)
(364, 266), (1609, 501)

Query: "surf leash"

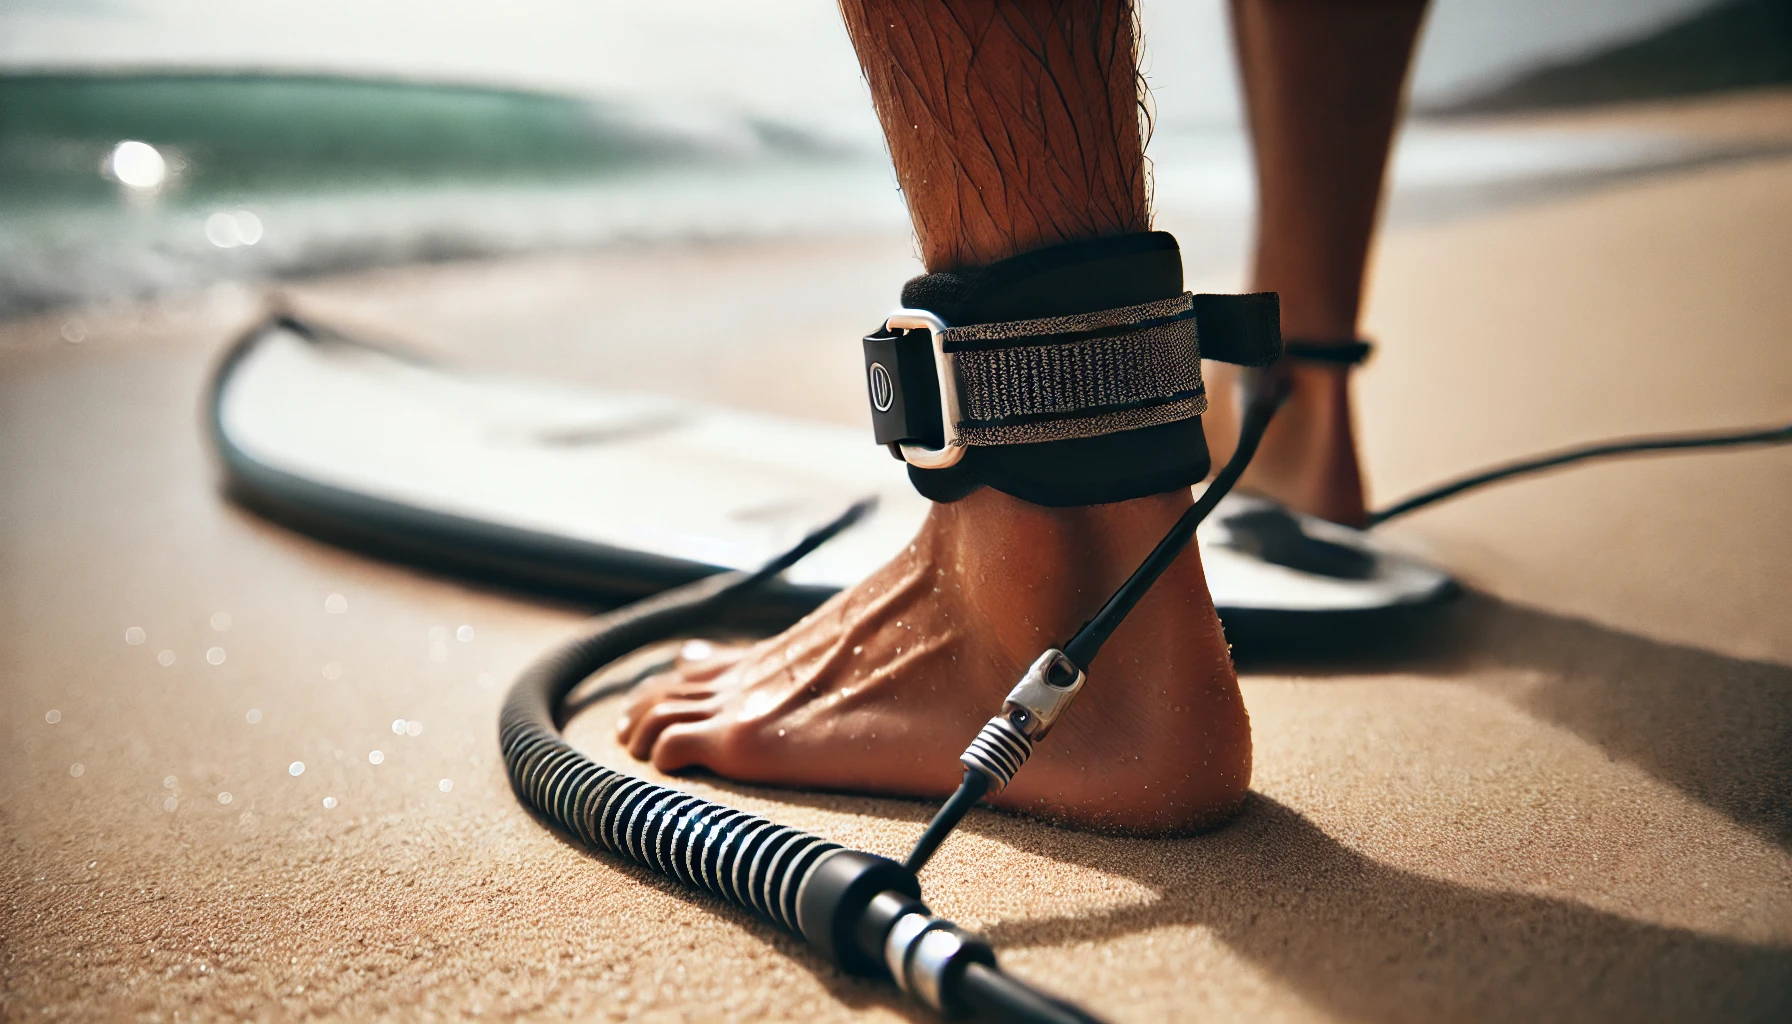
(500, 232), (1792, 1021)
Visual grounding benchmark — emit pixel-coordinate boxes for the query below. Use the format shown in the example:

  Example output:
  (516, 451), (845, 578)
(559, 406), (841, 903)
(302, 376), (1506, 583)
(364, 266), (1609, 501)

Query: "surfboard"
(210, 316), (1454, 646)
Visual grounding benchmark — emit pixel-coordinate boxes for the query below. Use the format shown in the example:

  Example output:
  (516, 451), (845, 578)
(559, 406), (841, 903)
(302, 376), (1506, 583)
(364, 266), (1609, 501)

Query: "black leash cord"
(1061, 376), (1286, 669)
(904, 374), (1288, 874)
(904, 403), (1792, 873)
(1367, 421), (1792, 526)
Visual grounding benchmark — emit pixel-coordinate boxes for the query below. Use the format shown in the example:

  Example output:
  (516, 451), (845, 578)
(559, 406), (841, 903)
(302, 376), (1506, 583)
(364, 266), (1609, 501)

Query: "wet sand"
(3, 92), (1790, 1021)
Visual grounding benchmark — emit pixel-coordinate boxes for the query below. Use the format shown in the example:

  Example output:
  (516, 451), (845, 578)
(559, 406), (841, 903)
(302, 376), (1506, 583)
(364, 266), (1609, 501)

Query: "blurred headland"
(1432, 0), (1792, 114)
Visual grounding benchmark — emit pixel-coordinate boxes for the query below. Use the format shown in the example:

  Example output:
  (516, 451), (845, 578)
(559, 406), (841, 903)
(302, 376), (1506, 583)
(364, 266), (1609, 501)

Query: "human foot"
(1202, 359), (1368, 527)
(616, 487), (1251, 834)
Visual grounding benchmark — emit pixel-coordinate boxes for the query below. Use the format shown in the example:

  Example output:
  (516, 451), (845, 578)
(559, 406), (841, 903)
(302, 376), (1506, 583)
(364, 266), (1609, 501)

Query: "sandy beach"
(3, 90), (1790, 1021)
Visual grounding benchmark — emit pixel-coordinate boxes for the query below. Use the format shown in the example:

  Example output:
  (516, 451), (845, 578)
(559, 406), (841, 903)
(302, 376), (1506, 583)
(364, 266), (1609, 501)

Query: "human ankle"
(934, 489), (1193, 646)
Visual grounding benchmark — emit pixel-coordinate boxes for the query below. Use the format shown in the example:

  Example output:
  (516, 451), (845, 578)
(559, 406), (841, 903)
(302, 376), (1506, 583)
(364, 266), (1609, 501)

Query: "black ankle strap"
(1282, 339), (1373, 366)
(861, 233), (1282, 507)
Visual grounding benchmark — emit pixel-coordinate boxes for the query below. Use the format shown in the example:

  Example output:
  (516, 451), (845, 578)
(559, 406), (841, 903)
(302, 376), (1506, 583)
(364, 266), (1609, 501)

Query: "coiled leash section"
(502, 501), (1103, 1023)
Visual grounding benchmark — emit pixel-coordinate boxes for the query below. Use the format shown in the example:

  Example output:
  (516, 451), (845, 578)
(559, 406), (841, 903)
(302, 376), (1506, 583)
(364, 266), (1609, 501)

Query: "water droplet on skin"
(368, 750), (384, 765)
(210, 612), (231, 632)
(69, 763), (85, 778)
(438, 779), (453, 792)
(852, 645), (863, 655)
(391, 719), (407, 735)
(322, 796), (338, 809)
(163, 797), (178, 812)
(60, 319), (87, 344)
(157, 650), (176, 666)
(406, 720), (422, 737)
(206, 647), (226, 665)
(288, 762), (304, 777)
(324, 594), (347, 615)
(245, 709), (262, 724)
(217, 792), (232, 805)
(680, 640), (713, 663)
(322, 662), (342, 680)
(163, 775), (177, 789)
(44, 710), (61, 724)
(124, 627), (146, 645)
(456, 625), (474, 643)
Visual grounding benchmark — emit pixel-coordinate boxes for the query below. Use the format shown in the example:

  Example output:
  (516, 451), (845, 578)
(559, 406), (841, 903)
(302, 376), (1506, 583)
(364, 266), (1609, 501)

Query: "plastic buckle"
(880, 310), (965, 470)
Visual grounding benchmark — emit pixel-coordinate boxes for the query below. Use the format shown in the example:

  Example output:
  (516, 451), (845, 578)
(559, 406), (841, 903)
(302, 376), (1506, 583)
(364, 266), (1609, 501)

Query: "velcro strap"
(862, 290), (1282, 452)
(945, 293), (1204, 445)
(1190, 293), (1283, 367)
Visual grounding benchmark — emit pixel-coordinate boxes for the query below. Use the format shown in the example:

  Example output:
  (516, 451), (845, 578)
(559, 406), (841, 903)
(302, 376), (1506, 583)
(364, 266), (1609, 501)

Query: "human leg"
(617, 0), (1250, 833)
(1203, 0), (1431, 526)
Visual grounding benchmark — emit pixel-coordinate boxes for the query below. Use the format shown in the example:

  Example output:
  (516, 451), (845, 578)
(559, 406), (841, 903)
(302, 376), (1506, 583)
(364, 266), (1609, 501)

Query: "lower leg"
(841, 0), (1148, 271)
(1205, 0), (1430, 526)
(616, 0), (1250, 832)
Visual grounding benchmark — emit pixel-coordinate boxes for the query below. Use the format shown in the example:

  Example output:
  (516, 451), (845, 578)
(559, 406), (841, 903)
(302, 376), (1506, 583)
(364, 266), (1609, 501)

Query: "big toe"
(647, 718), (740, 775)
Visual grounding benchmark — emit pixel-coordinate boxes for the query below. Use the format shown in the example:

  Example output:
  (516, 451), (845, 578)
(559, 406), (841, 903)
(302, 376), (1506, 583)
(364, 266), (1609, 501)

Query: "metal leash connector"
(959, 649), (1086, 793)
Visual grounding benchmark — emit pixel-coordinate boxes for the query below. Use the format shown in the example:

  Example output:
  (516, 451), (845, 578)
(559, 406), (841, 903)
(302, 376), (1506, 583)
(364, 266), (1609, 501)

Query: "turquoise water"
(0, 72), (904, 319)
(1, 73), (843, 197)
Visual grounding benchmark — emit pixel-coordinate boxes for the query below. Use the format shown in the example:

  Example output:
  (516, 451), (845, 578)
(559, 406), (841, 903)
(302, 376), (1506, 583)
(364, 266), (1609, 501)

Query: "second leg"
(1205, 0), (1431, 526)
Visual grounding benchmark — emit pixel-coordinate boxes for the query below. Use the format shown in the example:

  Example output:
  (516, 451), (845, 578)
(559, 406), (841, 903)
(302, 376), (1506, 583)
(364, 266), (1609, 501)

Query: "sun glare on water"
(107, 140), (167, 190)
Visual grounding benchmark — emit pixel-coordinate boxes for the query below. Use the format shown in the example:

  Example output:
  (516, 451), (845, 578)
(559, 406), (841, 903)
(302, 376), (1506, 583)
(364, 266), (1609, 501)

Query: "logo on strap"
(868, 361), (895, 413)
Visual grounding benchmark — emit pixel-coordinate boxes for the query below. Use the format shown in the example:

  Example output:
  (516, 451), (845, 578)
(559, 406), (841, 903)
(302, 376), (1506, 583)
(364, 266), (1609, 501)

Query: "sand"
(3, 93), (1790, 1022)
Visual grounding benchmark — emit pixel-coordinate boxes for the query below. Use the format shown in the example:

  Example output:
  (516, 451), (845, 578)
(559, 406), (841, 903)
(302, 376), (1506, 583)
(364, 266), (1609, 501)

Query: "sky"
(0, 0), (1728, 144)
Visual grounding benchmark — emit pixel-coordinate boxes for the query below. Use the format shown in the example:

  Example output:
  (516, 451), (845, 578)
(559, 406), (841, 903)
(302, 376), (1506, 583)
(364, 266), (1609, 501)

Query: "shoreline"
(5, 87), (1789, 325)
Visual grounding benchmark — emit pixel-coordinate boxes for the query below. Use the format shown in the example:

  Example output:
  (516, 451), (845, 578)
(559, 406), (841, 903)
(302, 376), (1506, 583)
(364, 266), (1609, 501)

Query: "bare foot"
(616, 486), (1251, 834)
(1203, 360), (1368, 527)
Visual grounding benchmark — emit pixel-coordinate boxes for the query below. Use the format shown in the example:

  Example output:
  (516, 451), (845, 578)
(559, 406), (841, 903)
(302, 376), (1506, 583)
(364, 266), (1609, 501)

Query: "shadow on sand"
(1236, 591), (1792, 851)
(972, 792), (1789, 1022)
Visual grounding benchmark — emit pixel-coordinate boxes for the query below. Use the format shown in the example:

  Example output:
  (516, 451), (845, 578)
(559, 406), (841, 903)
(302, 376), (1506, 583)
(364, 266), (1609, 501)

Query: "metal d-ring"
(883, 309), (965, 470)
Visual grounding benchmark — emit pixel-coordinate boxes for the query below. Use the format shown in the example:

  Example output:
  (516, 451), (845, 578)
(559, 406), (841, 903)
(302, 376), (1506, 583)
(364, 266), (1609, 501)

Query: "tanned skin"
(839, 0), (1149, 271)
(619, 0), (1428, 832)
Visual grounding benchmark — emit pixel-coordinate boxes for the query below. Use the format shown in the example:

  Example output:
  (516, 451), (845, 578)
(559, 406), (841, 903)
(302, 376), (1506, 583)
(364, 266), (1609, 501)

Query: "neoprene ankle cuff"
(861, 232), (1282, 507)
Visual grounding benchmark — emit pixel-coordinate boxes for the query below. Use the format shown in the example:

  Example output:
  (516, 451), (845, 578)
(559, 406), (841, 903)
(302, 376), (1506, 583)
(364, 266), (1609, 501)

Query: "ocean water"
(0, 73), (910, 318)
(5, 0), (1749, 318)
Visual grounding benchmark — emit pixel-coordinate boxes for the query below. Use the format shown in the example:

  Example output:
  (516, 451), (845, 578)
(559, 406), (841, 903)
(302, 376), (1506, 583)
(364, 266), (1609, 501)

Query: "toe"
(624, 697), (719, 760)
(649, 718), (739, 775)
